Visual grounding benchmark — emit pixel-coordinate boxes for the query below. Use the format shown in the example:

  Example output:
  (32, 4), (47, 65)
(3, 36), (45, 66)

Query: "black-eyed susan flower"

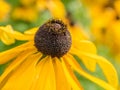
(12, 7), (38, 22)
(83, 0), (120, 60)
(20, 0), (35, 6)
(13, 0), (66, 22)
(36, 0), (66, 20)
(90, 8), (116, 45)
(80, 0), (108, 7)
(0, 0), (11, 21)
(36, 0), (47, 11)
(105, 20), (120, 62)
(0, 19), (118, 90)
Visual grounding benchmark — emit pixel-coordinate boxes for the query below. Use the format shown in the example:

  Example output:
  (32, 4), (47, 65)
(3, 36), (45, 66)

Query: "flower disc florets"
(34, 19), (72, 57)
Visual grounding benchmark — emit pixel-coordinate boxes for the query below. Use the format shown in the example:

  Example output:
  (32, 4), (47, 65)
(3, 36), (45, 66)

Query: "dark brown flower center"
(34, 19), (72, 57)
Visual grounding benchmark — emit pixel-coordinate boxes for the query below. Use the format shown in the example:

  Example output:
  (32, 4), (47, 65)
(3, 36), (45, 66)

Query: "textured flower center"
(34, 19), (72, 57)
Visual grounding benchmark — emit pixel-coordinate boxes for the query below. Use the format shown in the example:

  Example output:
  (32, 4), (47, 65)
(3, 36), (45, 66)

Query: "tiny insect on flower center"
(34, 19), (72, 57)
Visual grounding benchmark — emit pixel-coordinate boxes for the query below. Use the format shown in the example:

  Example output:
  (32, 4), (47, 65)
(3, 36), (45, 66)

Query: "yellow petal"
(36, 0), (47, 11)
(76, 66), (116, 90)
(95, 55), (119, 88)
(31, 56), (56, 90)
(53, 57), (71, 90)
(70, 41), (97, 72)
(0, 49), (37, 86)
(24, 27), (38, 35)
(72, 40), (97, 54)
(64, 53), (116, 90)
(63, 54), (82, 71)
(61, 57), (83, 90)
(0, 41), (34, 64)
(69, 25), (88, 41)
(1, 53), (41, 90)
(74, 51), (97, 72)
(0, 25), (33, 41)
(13, 31), (33, 40)
(70, 49), (118, 89)
(0, 32), (15, 45)
(1, 25), (14, 33)
(47, 0), (66, 19)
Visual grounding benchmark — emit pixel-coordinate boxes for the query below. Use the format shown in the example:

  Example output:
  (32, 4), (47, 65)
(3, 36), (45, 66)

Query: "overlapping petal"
(70, 40), (118, 89)
(71, 40), (97, 72)
(1, 53), (41, 90)
(0, 25), (33, 45)
(31, 56), (56, 90)
(0, 41), (35, 64)
(53, 57), (71, 90)
(64, 53), (117, 90)
(61, 57), (83, 90)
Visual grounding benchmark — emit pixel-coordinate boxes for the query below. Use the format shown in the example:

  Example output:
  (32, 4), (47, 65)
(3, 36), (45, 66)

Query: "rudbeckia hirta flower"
(36, 0), (66, 20)
(84, 0), (120, 60)
(12, 7), (38, 22)
(20, 0), (35, 6)
(0, 19), (118, 90)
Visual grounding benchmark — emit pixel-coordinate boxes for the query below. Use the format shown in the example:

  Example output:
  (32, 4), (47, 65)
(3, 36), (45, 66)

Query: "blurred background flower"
(0, 0), (120, 90)
(0, 0), (11, 21)
(81, 0), (120, 74)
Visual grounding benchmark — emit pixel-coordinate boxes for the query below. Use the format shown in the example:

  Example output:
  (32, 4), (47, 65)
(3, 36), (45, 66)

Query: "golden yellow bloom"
(20, 0), (66, 20)
(114, 0), (120, 15)
(12, 7), (38, 22)
(46, 0), (66, 19)
(0, 0), (11, 21)
(36, 0), (66, 20)
(84, 0), (120, 59)
(0, 19), (118, 90)
(36, 0), (47, 11)
(91, 8), (115, 44)
(105, 20), (120, 54)
(80, 0), (108, 6)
